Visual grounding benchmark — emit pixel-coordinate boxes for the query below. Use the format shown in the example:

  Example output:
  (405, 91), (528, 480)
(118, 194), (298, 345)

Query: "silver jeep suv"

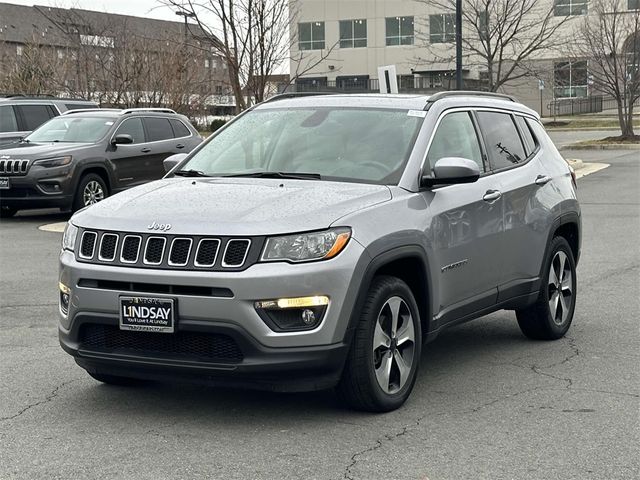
(58, 92), (581, 412)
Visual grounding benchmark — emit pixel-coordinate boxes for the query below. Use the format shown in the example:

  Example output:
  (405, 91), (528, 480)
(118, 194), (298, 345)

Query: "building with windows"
(289, 0), (640, 115)
(0, 3), (235, 115)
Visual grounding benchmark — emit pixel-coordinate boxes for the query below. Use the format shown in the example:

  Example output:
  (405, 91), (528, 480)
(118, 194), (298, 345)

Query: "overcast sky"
(4, 0), (181, 22)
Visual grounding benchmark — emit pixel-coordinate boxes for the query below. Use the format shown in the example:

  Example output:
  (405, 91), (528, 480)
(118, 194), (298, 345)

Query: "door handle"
(483, 190), (502, 203)
(176, 144), (185, 149)
(141, 148), (151, 153)
(535, 175), (551, 186)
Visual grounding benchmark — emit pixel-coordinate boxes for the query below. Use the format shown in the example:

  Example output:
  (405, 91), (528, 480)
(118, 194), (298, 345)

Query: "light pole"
(455, 0), (463, 90)
(175, 10), (196, 44)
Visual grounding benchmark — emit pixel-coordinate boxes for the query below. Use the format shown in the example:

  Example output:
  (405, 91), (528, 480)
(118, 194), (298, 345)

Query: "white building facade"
(289, 0), (640, 115)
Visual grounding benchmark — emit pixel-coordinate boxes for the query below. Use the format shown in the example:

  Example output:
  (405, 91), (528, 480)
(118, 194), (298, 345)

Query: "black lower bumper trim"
(60, 313), (349, 392)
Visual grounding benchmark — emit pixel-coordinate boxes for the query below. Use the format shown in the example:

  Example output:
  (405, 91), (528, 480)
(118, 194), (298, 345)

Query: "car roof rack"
(61, 108), (119, 115)
(121, 107), (177, 115)
(425, 90), (516, 109)
(262, 92), (337, 104)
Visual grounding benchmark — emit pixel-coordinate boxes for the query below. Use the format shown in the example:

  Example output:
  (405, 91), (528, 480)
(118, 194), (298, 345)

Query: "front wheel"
(73, 173), (108, 211)
(337, 275), (422, 412)
(516, 236), (577, 340)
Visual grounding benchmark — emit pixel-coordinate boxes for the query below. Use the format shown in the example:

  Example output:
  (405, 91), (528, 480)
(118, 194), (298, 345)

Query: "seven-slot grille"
(0, 159), (29, 175)
(77, 230), (256, 270)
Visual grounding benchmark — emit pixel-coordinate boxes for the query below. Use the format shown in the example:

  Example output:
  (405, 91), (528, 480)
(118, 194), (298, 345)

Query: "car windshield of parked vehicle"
(25, 116), (114, 143)
(179, 107), (424, 184)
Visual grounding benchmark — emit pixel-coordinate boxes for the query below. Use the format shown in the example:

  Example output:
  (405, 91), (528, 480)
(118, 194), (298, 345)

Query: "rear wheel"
(516, 236), (577, 340)
(73, 173), (108, 211)
(337, 275), (422, 412)
(0, 206), (17, 218)
(88, 372), (142, 386)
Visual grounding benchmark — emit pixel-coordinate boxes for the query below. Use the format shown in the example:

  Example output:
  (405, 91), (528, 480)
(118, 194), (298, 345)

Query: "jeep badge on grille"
(147, 221), (172, 231)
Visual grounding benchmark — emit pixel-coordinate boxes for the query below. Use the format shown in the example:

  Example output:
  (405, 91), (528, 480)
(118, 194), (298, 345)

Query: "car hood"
(73, 177), (392, 236)
(0, 142), (92, 159)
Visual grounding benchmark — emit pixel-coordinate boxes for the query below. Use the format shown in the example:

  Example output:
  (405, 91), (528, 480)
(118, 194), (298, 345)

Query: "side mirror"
(111, 134), (133, 145)
(164, 153), (188, 173)
(421, 157), (481, 187)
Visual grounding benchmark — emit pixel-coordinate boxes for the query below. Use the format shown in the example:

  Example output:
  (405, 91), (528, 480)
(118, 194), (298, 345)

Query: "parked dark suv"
(0, 95), (98, 145)
(59, 92), (580, 411)
(0, 108), (202, 217)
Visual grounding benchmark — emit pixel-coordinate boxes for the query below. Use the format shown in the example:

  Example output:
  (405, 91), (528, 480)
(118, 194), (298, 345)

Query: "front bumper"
(0, 165), (74, 209)
(58, 240), (368, 390)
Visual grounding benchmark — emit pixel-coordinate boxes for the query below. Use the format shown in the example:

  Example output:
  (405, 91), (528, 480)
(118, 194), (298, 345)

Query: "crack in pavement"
(0, 379), (78, 423)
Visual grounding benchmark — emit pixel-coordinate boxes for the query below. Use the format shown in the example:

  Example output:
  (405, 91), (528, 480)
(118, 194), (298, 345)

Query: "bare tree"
(0, 36), (60, 94)
(415, 0), (574, 91)
(571, 0), (639, 138)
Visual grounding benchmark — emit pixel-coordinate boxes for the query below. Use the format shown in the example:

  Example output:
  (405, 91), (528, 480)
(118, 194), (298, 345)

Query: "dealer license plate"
(119, 296), (175, 333)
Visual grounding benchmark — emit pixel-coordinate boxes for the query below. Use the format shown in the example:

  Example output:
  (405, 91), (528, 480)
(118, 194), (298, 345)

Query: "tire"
(337, 275), (422, 412)
(88, 372), (142, 386)
(0, 206), (17, 218)
(516, 236), (577, 340)
(73, 173), (108, 211)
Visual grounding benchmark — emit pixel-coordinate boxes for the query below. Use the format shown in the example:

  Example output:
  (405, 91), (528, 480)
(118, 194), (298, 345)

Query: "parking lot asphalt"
(0, 147), (638, 479)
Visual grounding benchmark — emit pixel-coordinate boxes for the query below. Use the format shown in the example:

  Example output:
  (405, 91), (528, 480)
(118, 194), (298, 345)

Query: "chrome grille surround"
(0, 159), (29, 175)
(222, 239), (251, 267)
(98, 233), (119, 262)
(77, 230), (258, 271)
(143, 236), (166, 266)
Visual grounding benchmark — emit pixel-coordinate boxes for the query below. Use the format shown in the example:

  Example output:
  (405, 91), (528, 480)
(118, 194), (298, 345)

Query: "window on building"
(205, 59), (210, 68)
(430, 14), (455, 43)
(476, 112), (527, 170)
(16, 45), (23, 56)
(340, 19), (367, 48)
(554, 61), (588, 98)
(215, 85), (223, 95)
(80, 34), (115, 48)
(385, 16), (414, 46)
(298, 22), (325, 50)
(554, 0), (588, 16)
(57, 49), (64, 60)
(630, 0), (640, 9)
(478, 10), (489, 40)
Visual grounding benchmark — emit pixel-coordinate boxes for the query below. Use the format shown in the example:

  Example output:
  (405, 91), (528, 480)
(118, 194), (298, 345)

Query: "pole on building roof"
(456, 0), (463, 90)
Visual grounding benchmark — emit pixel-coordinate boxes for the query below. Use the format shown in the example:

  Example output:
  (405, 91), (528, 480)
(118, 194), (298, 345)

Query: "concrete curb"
(566, 158), (584, 170)
(38, 222), (67, 233)
(545, 127), (622, 132)
(560, 143), (640, 151)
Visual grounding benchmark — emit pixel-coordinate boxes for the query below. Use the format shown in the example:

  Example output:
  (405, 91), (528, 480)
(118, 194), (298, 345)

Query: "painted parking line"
(575, 163), (610, 180)
(38, 222), (67, 233)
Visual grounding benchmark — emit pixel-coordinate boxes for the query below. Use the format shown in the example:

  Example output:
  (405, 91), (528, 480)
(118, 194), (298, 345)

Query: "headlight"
(261, 227), (351, 263)
(34, 156), (72, 168)
(62, 222), (79, 251)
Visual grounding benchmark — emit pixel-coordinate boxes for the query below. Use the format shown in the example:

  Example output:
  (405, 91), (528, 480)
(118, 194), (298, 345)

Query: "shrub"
(210, 119), (227, 132)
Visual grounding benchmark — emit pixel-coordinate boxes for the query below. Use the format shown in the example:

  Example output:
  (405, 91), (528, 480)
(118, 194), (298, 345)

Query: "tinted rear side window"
(169, 119), (191, 138)
(514, 115), (537, 156)
(476, 111), (526, 170)
(64, 103), (97, 111)
(0, 105), (18, 132)
(17, 105), (56, 131)
(144, 117), (173, 142)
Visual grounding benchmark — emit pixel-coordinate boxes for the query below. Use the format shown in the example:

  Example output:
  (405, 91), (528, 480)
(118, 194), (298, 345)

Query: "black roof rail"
(425, 90), (517, 109)
(262, 91), (337, 104)
(0, 93), (57, 99)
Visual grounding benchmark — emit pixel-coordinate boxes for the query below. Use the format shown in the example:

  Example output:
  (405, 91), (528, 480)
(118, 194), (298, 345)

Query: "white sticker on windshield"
(105, 121), (114, 125)
(407, 110), (427, 118)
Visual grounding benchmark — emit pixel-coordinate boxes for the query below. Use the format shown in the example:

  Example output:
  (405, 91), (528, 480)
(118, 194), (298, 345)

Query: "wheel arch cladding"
(79, 166), (111, 192)
(553, 221), (580, 266)
(347, 245), (432, 345)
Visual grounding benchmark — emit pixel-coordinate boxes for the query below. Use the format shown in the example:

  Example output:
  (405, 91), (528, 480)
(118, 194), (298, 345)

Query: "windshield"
(179, 107), (424, 184)
(25, 116), (115, 143)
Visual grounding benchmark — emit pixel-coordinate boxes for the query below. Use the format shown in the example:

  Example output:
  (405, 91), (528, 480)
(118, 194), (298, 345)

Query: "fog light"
(59, 282), (70, 315)
(255, 296), (329, 331)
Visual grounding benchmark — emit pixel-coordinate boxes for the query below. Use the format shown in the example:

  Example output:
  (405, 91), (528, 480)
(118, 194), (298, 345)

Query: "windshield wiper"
(174, 169), (210, 177)
(222, 171), (322, 180)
